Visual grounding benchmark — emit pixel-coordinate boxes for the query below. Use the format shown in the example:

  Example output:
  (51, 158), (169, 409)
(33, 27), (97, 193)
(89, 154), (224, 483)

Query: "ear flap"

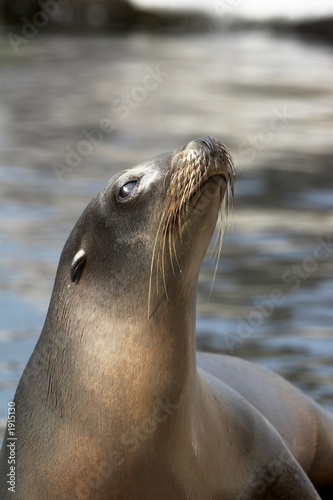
(70, 249), (86, 284)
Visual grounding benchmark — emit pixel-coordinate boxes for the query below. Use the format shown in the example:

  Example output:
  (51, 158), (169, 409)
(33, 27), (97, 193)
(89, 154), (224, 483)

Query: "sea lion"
(1, 136), (332, 499)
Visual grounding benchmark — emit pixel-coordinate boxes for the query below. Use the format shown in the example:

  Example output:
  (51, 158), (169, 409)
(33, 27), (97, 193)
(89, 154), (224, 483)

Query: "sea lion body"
(1, 137), (332, 499)
(197, 352), (333, 496)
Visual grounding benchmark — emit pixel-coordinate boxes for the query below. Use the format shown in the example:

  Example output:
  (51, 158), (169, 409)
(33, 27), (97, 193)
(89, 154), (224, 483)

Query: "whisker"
(148, 205), (170, 317)
(161, 223), (169, 302)
(149, 139), (236, 317)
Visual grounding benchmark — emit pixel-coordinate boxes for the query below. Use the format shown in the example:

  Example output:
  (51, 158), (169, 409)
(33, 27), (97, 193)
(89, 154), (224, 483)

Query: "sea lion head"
(53, 136), (235, 322)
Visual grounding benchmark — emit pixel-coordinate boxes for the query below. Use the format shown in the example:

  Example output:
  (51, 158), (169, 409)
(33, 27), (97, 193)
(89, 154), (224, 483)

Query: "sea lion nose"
(194, 136), (217, 155)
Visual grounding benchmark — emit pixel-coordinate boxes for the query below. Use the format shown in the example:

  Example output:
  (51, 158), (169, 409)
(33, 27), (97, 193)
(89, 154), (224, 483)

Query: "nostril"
(195, 136), (216, 155)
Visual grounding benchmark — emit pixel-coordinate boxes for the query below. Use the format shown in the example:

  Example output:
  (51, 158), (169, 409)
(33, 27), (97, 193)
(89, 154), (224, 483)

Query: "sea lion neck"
(37, 136), (234, 423)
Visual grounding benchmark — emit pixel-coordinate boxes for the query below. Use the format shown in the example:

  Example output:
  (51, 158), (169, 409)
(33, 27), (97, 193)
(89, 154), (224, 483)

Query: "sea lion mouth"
(148, 137), (235, 311)
(189, 173), (227, 212)
(185, 174), (228, 217)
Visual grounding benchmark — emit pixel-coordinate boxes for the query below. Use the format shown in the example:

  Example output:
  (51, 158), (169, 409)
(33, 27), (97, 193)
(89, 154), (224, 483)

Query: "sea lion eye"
(70, 249), (86, 284)
(118, 180), (137, 200)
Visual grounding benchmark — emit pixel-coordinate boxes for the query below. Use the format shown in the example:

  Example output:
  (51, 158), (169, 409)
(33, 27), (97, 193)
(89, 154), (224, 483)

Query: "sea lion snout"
(147, 138), (235, 311)
(166, 136), (235, 220)
(194, 135), (217, 155)
(177, 136), (235, 183)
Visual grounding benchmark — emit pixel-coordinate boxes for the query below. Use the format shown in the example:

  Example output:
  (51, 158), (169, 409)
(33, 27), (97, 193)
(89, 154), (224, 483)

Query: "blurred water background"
(0, 0), (333, 440)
